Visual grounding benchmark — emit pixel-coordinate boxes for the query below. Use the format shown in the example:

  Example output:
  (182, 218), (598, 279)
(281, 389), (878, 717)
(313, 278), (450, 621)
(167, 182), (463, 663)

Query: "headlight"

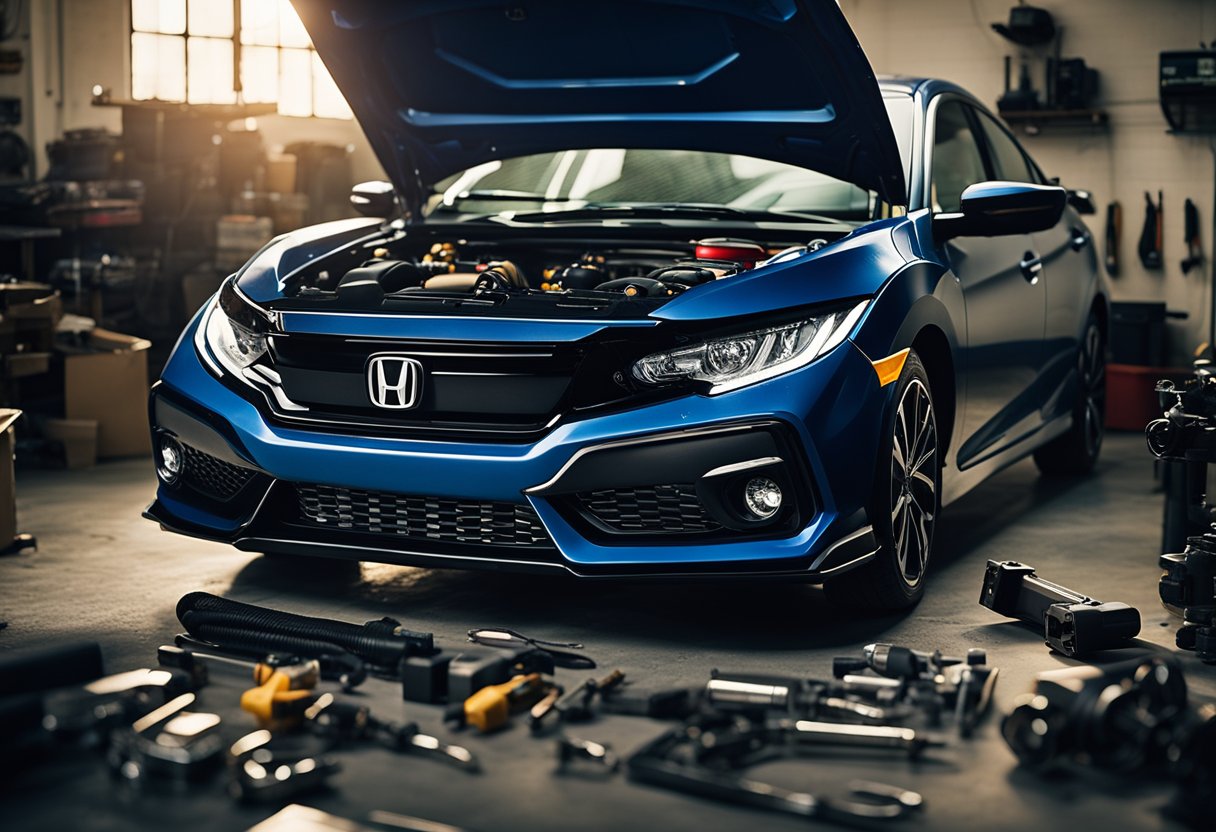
(196, 281), (269, 376)
(631, 301), (868, 394)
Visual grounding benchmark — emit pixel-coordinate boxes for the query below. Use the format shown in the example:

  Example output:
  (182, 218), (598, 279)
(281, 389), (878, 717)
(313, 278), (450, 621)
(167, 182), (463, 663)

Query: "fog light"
(156, 434), (183, 485)
(744, 477), (782, 519)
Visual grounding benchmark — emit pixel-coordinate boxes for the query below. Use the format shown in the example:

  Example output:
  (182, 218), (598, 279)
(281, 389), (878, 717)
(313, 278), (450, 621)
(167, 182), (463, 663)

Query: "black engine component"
(335, 259), (425, 304)
(1160, 533), (1216, 661)
(1002, 656), (1188, 773)
(644, 264), (721, 290)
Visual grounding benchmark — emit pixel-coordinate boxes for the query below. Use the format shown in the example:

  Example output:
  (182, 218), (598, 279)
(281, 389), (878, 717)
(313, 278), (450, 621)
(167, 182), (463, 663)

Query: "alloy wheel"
(890, 378), (937, 587)
(1080, 323), (1106, 460)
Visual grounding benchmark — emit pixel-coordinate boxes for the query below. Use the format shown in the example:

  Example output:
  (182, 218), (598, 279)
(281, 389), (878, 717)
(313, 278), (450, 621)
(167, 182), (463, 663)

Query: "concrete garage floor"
(1, 432), (1211, 831)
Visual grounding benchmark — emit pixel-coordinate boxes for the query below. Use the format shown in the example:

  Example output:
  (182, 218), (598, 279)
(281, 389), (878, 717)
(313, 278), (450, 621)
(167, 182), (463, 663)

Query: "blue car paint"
(291, 0), (908, 210)
(156, 304), (889, 569)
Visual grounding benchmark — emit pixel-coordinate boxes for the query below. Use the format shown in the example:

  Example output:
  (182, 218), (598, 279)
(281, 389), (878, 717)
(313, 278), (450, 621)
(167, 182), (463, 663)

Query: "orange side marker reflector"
(872, 348), (911, 387)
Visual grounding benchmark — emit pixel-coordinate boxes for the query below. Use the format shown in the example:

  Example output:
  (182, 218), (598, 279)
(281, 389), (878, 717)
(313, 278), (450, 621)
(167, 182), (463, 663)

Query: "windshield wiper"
(506, 202), (842, 225)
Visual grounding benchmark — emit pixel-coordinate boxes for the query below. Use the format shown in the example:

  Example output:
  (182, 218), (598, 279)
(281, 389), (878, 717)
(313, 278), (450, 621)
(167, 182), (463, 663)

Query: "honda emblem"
(366, 355), (423, 410)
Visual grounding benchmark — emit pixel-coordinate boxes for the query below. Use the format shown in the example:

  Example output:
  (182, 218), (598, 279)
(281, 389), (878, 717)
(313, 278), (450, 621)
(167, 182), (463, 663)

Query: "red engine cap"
(694, 238), (767, 269)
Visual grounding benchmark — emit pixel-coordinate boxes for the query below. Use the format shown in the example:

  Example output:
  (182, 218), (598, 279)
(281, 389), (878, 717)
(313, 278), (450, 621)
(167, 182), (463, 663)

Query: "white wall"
(843, 0), (1216, 361)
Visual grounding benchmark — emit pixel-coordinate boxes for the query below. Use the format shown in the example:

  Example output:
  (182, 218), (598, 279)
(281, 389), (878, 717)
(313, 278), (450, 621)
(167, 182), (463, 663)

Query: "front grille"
(578, 484), (721, 534)
(181, 444), (256, 501)
(265, 336), (583, 440)
(295, 484), (553, 548)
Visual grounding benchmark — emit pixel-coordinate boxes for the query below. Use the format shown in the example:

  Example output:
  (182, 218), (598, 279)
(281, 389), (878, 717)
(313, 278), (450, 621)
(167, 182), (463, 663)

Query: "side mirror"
(933, 181), (1067, 242)
(350, 181), (397, 218)
(1068, 188), (1097, 215)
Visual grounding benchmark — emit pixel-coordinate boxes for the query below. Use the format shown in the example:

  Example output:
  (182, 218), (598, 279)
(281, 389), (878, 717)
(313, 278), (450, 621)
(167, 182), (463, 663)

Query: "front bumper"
(146, 314), (889, 579)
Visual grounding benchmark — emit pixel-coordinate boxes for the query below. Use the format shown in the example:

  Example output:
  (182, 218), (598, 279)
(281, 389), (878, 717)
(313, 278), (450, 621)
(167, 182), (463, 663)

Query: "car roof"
(878, 75), (983, 106)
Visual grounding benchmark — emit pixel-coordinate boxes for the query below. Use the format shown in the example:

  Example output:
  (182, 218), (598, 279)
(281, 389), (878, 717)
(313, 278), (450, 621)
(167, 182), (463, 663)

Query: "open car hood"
(292, 0), (907, 214)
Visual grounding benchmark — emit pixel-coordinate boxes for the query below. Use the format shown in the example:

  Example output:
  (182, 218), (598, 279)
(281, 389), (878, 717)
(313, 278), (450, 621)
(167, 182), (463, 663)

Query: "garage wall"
(23, 0), (385, 183)
(842, 0), (1216, 363)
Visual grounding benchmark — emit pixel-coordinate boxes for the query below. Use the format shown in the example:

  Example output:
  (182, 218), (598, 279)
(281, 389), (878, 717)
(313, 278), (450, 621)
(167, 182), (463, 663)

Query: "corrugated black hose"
(176, 592), (435, 672)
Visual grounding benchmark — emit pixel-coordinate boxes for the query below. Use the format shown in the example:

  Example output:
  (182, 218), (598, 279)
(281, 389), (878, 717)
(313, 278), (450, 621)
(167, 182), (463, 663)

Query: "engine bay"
(281, 232), (842, 313)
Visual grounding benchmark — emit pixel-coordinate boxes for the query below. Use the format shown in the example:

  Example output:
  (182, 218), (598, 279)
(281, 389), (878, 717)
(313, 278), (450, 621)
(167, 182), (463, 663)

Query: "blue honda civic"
(145, 0), (1107, 610)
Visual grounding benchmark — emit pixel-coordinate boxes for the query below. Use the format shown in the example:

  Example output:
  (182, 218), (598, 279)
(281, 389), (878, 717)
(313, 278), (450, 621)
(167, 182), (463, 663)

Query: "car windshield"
(427, 149), (875, 222)
(426, 95), (915, 223)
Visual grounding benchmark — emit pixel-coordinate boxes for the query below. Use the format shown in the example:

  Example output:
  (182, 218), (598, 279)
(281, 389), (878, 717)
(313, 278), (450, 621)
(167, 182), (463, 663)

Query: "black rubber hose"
(179, 619), (369, 687)
(177, 592), (434, 666)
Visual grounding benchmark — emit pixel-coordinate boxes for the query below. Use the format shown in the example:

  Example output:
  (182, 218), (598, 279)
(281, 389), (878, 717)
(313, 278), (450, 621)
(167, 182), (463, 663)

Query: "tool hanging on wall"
(1139, 190), (1164, 270)
(1104, 201), (1121, 277)
(1182, 198), (1203, 274)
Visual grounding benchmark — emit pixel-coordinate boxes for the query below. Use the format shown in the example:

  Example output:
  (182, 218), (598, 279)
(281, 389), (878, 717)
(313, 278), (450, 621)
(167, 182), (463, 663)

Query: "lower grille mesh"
(295, 484), (553, 548)
(181, 444), (256, 501)
(578, 484), (721, 534)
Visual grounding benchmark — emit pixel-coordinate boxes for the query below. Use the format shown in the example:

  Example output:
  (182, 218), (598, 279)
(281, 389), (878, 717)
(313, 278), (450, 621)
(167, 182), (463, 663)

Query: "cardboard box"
(0, 408), (18, 550)
(42, 417), (98, 469)
(266, 153), (297, 194)
(217, 215), (274, 252)
(63, 327), (152, 459)
(4, 352), (51, 380)
(0, 285), (61, 354)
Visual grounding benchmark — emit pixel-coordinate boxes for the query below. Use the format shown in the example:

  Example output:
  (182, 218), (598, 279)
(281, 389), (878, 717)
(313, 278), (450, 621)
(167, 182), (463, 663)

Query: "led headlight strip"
(632, 300), (868, 394)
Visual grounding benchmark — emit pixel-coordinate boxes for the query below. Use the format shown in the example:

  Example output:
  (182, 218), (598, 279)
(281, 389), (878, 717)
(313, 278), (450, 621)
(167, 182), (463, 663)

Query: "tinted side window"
(976, 112), (1037, 183)
(930, 100), (986, 212)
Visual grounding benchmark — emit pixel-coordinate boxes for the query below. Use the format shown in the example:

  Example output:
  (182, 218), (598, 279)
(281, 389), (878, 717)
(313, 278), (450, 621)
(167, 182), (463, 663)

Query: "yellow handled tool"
(445, 673), (551, 734)
(239, 660), (320, 731)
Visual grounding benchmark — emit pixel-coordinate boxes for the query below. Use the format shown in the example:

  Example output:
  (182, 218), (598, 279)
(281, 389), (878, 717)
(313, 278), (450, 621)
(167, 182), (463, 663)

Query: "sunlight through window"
(131, 0), (352, 119)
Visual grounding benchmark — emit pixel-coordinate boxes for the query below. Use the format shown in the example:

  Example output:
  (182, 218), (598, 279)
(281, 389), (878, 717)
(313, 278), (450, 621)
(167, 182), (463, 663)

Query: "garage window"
(130, 0), (352, 119)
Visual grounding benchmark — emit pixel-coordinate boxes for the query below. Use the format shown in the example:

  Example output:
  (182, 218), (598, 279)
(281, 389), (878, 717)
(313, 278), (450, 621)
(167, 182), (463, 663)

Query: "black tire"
(824, 351), (940, 612)
(1034, 313), (1105, 476)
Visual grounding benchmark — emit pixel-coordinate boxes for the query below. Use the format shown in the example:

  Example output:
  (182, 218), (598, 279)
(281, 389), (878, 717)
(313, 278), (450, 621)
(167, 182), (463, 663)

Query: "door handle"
(1070, 226), (1091, 251)
(1019, 252), (1042, 283)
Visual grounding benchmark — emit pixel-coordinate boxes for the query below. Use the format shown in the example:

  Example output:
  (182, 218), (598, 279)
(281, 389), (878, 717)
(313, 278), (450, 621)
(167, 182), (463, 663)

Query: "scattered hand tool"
(108, 692), (223, 783)
(228, 730), (341, 803)
(305, 693), (479, 772)
(41, 667), (196, 742)
(531, 669), (625, 735)
(445, 646), (556, 702)
(1181, 197), (1203, 274)
(1138, 190), (1163, 270)
(830, 643), (998, 735)
(775, 719), (945, 760)
(629, 719), (924, 827)
(240, 660), (320, 732)
(445, 673), (553, 734)
(1104, 200), (1121, 277)
(556, 735), (619, 775)
(467, 626), (596, 670)
(705, 671), (894, 724)
(979, 560), (1141, 656)
(171, 634), (367, 690)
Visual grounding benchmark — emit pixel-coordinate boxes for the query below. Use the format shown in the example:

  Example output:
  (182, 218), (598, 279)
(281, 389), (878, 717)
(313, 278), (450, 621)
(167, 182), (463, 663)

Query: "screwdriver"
(159, 643), (320, 731)
(304, 693), (479, 772)
(531, 669), (625, 734)
(445, 673), (551, 734)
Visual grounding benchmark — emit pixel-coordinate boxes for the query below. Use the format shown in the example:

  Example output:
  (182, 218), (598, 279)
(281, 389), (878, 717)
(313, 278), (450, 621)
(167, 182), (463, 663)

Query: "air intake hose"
(176, 592), (434, 670)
